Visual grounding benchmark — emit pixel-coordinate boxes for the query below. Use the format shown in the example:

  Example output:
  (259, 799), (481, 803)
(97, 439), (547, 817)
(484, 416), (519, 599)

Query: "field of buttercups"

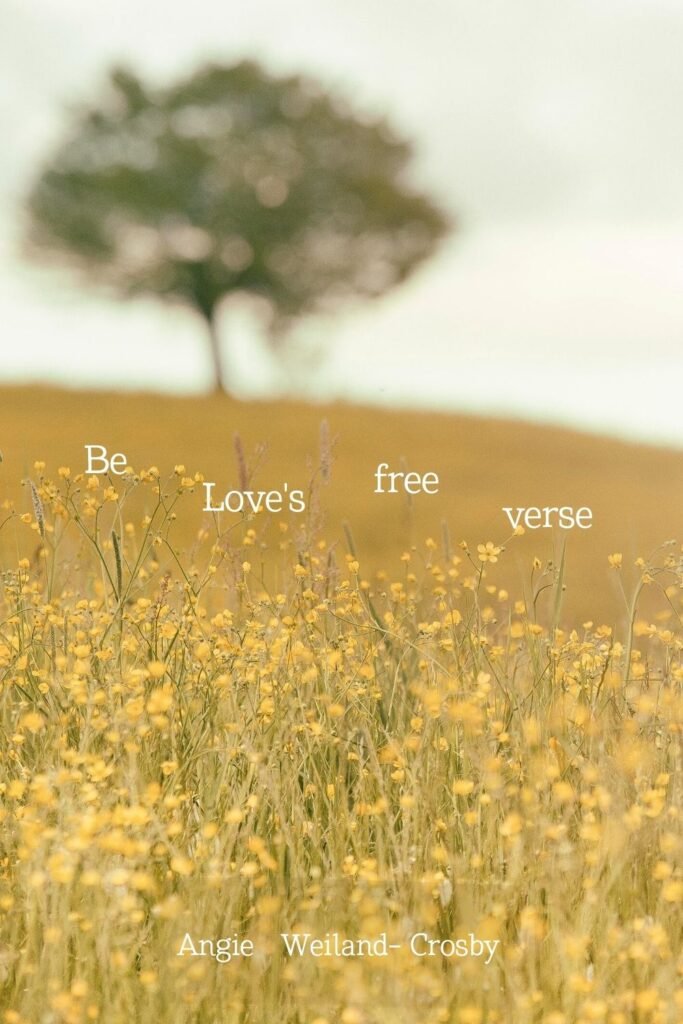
(0, 458), (682, 1024)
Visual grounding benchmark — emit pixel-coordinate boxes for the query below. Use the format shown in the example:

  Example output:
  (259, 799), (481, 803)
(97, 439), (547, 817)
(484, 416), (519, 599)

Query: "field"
(1, 387), (683, 1022)
(3, 385), (683, 623)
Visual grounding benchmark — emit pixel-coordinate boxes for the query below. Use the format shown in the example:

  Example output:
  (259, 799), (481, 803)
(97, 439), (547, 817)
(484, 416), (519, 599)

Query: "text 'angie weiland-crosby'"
(176, 931), (500, 964)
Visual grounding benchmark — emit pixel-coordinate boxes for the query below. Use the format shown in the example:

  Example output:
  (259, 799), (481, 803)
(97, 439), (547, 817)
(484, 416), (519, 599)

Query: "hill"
(1, 384), (682, 623)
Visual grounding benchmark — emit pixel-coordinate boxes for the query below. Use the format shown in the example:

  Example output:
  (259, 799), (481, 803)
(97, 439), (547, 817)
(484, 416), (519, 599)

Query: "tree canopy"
(25, 61), (450, 392)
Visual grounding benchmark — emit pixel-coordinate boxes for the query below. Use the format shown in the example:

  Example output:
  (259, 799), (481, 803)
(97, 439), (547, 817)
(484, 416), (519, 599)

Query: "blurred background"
(2, 0), (683, 444)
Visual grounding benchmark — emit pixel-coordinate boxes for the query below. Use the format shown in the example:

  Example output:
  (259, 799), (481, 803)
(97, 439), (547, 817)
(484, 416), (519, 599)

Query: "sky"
(2, 0), (683, 444)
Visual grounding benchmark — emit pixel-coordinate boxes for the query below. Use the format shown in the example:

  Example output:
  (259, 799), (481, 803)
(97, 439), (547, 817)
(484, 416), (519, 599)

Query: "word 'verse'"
(502, 506), (593, 530)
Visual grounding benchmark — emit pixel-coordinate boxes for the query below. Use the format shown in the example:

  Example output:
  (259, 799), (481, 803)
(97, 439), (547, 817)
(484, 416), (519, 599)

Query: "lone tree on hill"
(25, 61), (449, 394)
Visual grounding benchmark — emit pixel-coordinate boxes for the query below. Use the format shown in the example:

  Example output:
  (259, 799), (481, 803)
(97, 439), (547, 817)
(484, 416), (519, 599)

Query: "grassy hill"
(1, 384), (682, 623)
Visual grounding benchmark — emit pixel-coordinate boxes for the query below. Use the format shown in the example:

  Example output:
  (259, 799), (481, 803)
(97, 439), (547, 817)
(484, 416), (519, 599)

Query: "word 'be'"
(85, 445), (128, 475)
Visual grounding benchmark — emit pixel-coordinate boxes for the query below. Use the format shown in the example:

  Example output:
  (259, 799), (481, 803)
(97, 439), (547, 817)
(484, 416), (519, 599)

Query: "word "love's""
(203, 482), (306, 514)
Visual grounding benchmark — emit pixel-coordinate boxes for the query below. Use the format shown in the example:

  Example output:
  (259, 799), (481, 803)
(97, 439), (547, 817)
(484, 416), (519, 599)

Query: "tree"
(25, 61), (450, 394)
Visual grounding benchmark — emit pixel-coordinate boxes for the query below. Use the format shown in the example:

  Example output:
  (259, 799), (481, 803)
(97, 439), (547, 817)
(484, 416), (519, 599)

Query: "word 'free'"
(374, 462), (439, 494)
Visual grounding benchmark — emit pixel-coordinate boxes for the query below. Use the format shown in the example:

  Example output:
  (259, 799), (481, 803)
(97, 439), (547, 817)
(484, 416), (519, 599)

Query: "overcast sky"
(2, 0), (683, 443)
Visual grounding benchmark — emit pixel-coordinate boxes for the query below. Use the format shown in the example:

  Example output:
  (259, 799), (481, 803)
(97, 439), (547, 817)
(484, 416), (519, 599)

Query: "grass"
(0, 389), (683, 1022)
(2, 384), (683, 623)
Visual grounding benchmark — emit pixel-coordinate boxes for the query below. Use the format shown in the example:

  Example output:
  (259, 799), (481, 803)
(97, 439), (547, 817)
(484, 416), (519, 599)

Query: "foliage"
(25, 62), (449, 391)
(1, 457), (682, 1022)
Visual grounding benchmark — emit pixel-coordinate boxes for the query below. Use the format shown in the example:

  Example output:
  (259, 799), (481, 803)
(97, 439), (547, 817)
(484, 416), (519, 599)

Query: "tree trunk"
(206, 312), (227, 395)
